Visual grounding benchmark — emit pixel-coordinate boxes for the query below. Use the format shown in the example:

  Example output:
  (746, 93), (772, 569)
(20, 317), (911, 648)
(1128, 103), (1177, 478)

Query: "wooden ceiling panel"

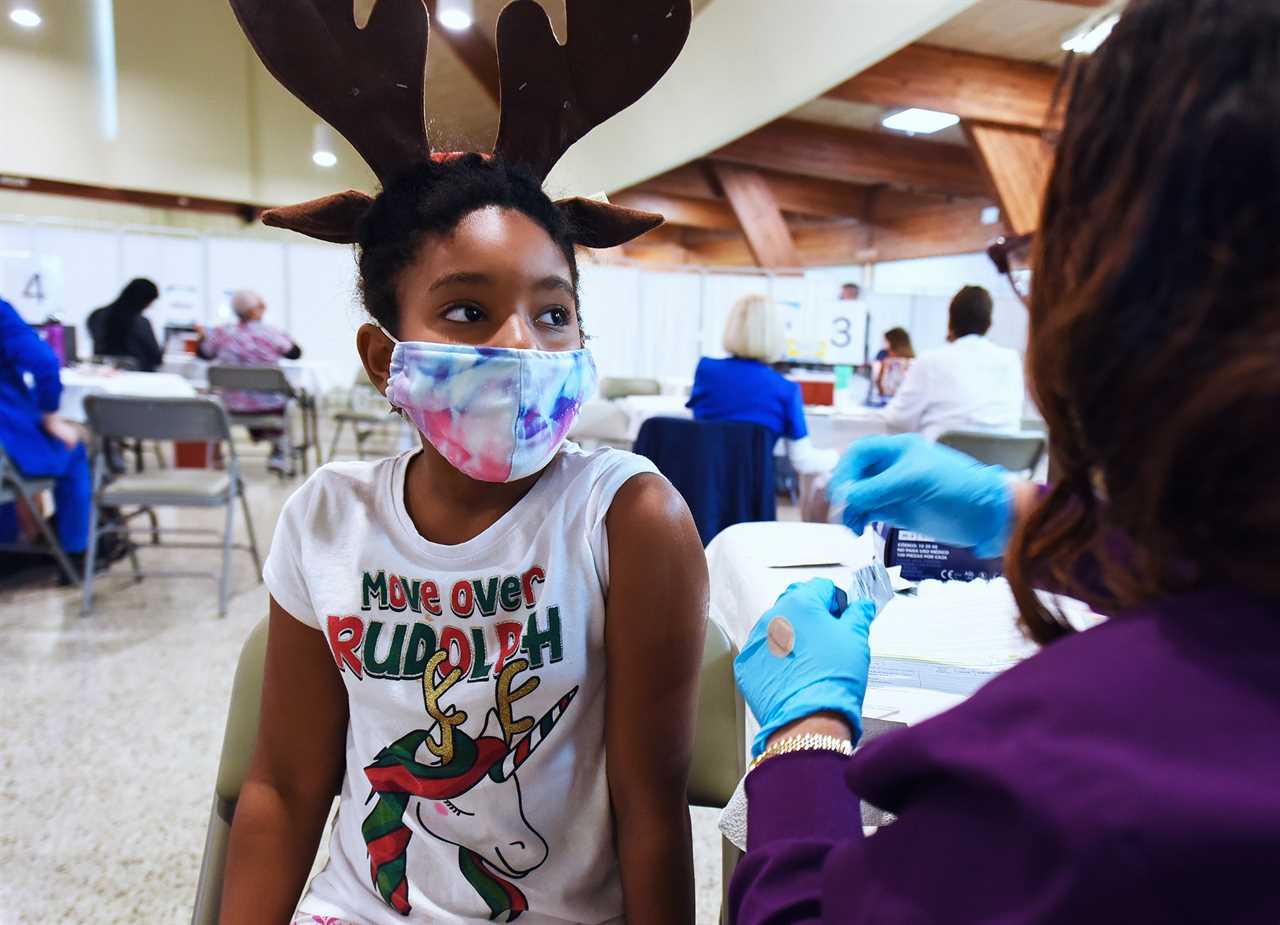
(920, 0), (1103, 66)
(713, 119), (990, 198)
(827, 44), (1063, 131)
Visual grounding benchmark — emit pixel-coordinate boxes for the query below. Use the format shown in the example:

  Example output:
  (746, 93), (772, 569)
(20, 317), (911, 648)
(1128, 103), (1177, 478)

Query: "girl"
(219, 2), (704, 921)
(221, 154), (707, 925)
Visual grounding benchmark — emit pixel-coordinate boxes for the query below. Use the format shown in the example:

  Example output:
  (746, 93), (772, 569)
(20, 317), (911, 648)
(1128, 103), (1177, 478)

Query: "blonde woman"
(687, 295), (834, 473)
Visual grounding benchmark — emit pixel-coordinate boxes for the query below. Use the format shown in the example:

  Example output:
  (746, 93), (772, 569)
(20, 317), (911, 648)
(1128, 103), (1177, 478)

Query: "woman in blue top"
(688, 295), (833, 472)
(0, 297), (92, 571)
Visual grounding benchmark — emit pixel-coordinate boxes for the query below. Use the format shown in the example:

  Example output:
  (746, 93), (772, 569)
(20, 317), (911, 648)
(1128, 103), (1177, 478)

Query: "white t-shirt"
(264, 444), (659, 925)
(882, 335), (1025, 440)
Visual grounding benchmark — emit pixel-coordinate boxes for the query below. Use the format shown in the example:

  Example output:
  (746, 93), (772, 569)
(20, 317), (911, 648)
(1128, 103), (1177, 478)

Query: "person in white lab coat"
(882, 285), (1024, 440)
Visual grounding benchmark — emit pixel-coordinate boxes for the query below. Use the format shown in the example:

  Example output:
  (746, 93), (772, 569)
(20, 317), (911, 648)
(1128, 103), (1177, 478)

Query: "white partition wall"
(0, 209), (1031, 396)
(120, 231), (205, 330)
(285, 242), (364, 392)
(205, 238), (288, 329)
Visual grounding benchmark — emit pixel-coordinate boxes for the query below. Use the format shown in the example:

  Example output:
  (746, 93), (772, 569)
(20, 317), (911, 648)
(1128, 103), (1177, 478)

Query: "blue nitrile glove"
(734, 579), (877, 757)
(828, 434), (1015, 558)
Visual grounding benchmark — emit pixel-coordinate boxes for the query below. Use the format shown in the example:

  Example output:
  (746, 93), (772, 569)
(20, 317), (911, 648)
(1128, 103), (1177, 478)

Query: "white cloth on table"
(882, 334), (1024, 441)
(161, 356), (333, 398)
(58, 368), (197, 423)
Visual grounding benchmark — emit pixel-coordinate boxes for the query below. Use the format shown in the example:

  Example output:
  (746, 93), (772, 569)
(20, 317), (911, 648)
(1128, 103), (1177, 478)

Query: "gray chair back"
(688, 620), (746, 808)
(938, 430), (1046, 474)
(84, 396), (233, 444)
(207, 365), (294, 396)
(602, 377), (662, 400)
(0, 446), (20, 504)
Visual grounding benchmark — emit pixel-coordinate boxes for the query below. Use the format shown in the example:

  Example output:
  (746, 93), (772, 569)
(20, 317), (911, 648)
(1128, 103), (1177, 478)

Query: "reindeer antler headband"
(228, 0), (692, 248)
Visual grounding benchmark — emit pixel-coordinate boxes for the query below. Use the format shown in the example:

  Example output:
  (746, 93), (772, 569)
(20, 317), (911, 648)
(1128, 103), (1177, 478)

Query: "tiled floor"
(0, 437), (729, 925)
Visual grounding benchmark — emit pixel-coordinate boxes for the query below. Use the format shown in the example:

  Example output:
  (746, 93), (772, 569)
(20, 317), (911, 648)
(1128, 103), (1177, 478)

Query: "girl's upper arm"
(250, 597), (349, 801)
(603, 474), (708, 804)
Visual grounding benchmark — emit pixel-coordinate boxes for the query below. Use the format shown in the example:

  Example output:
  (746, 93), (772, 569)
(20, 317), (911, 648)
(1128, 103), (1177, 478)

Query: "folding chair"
(689, 619), (747, 923)
(0, 445), (80, 586)
(190, 619), (747, 925)
(938, 429), (1046, 476)
(207, 365), (317, 476)
(327, 368), (390, 462)
(81, 396), (262, 618)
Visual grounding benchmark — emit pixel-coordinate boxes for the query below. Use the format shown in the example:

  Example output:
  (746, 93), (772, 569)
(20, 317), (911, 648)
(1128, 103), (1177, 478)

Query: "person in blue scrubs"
(688, 294), (808, 442)
(0, 297), (92, 572)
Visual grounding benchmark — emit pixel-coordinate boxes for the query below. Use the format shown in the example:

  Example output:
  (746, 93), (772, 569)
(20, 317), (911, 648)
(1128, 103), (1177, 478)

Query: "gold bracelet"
(750, 732), (854, 771)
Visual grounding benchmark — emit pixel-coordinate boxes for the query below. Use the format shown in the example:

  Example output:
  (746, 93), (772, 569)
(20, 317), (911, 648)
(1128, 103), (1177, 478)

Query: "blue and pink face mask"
(384, 338), (598, 483)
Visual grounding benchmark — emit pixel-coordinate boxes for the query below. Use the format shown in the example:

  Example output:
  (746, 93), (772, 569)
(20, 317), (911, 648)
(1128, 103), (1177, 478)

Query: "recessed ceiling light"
(881, 108), (960, 136)
(437, 9), (471, 30)
(1062, 13), (1119, 54)
(312, 150), (338, 168)
(9, 8), (42, 28)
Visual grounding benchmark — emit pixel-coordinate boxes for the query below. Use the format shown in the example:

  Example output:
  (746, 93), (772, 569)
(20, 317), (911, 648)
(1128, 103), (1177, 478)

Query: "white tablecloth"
(59, 369), (197, 423)
(707, 521), (988, 729)
(803, 406), (889, 453)
(161, 356), (336, 397)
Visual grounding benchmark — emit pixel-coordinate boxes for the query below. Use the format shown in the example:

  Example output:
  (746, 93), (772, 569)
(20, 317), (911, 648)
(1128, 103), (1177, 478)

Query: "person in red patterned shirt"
(197, 290), (302, 473)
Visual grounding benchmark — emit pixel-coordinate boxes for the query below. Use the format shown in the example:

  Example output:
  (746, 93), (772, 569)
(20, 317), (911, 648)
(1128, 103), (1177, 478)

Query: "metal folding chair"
(190, 618), (746, 925)
(81, 396), (262, 617)
(327, 368), (390, 462)
(938, 429), (1046, 476)
(207, 365), (317, 476)
(0, 445), (80, 586)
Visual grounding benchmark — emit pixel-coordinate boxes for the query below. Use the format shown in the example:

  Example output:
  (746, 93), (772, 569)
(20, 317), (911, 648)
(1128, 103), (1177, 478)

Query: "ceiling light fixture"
(1061, 12), (1120, 54)
(9, 7), (42, 28)
(436, 0), (473, 31)
(880, 108), (960, 136)
(312, 123), (338, 168)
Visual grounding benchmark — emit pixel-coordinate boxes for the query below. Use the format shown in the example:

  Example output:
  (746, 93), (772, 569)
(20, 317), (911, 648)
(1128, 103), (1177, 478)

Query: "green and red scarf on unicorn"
(362, 687), (578, 921)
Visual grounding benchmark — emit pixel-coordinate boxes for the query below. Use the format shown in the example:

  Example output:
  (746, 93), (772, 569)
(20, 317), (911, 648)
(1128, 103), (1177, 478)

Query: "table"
(705, 522), (1048, 731)
(59, 368), (197, 423)
(161, 356), (334, 398)
(803, 406), (889, 453)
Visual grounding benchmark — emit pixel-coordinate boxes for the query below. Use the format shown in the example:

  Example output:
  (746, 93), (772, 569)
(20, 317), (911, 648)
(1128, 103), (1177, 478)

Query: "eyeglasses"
(987, 233), (1034, 306)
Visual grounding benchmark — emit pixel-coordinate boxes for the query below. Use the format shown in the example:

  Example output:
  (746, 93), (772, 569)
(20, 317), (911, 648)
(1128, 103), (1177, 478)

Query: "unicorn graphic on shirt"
(361, 662), (577, 922)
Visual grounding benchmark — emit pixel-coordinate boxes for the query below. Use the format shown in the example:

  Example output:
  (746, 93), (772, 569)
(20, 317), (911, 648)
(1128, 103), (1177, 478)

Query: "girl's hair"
(884, 327), (915, 359)
(356, 154), (581, 340)
(723, 294), (785, 362)
(1007, 0), (1280, 643)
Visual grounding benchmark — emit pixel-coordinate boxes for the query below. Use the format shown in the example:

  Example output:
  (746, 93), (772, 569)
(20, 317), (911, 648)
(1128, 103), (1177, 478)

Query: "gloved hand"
(734, 579), (876, 757)
(828, 434), (1014, 558)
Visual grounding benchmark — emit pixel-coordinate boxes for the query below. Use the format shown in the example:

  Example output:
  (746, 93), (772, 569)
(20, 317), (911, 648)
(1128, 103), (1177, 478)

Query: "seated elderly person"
(197, 290), (302, 473)
(687, 294), (835, 474)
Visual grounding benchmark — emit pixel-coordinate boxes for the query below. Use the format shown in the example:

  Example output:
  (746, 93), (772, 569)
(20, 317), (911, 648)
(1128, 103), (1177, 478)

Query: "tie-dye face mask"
(385, 340), (597, 483)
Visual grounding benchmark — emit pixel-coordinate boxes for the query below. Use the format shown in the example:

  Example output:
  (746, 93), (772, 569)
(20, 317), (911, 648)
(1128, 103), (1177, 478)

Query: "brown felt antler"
(229, 0), (690, 248)
(493, 0), (692, 182)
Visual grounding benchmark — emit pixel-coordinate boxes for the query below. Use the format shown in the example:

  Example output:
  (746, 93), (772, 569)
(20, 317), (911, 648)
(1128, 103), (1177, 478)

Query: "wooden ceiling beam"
(678, 198), (998, 268)
(826, 43), (1063, 131)
(962, 122), (1054, 234)
(713, 118), (990, 198)
(628, 163), (873, 220)
(425, 0), (500, 102)
(711, 163), (801, 268)
(609, 190), (740, 231)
